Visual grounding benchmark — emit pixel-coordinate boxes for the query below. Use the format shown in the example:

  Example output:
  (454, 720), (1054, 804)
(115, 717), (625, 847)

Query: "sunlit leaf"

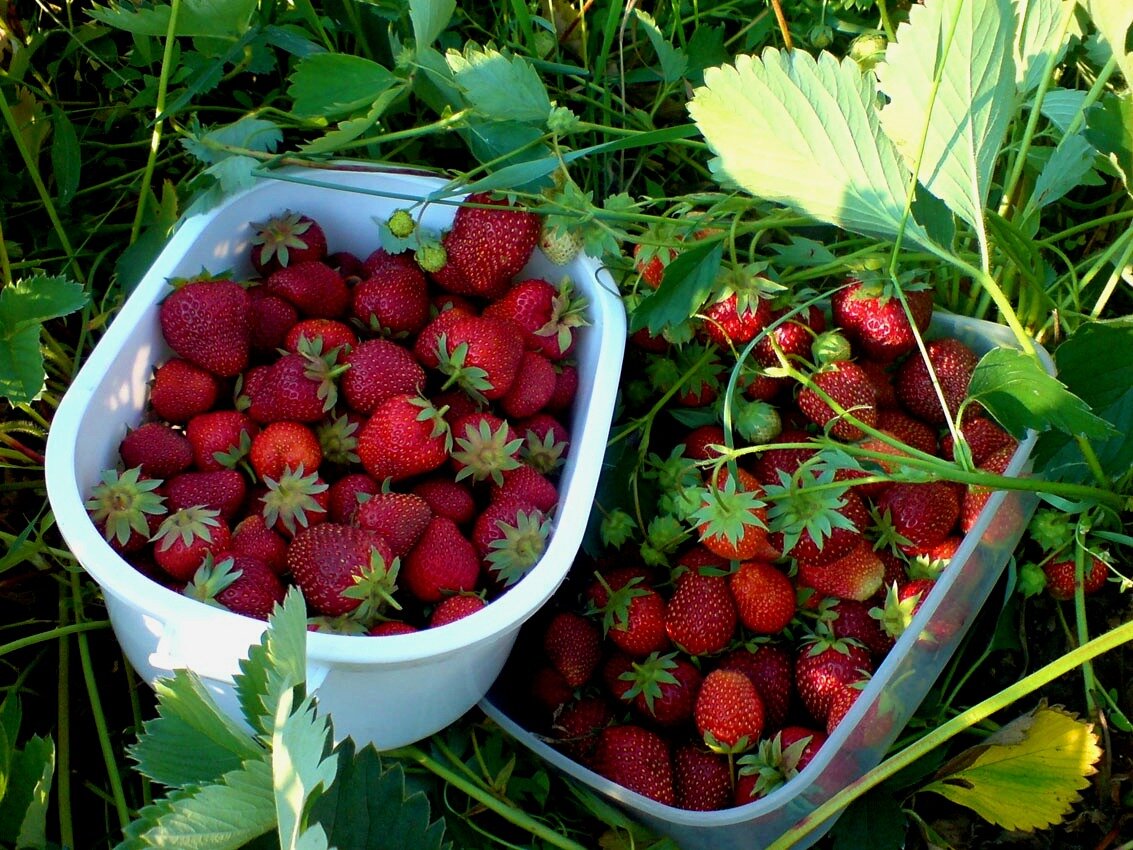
(1014, 0), (1074, 95)
(272, 690), (336, 850)
(1084, 90), (1133, 194)
(0, 276), (88, 405)
(632, 9), (688, 83)
(921, 705), (1101, 831)
(447, 45), (551, 125)
(288, 54), (396, 119)
(235, 588), (308, 736)
(88, 0), (258, 39)
(1084, 0), (1133, 94)
(410, 0), (455, 47)
(690, 48), (935, 251)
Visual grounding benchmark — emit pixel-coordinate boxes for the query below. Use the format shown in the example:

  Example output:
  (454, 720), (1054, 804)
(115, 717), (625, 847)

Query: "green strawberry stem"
(384, 742), (590, 850)
(766, 616), (1133, 850)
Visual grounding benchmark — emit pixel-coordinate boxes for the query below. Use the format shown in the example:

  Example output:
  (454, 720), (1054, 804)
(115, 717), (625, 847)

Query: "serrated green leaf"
(877, 0), (1017, 242)
(768, 236), (838, 267)
(1014, 0), (1074, 94)
(310, 741), (450, 850)
(300, 87), (403, 155)
(922, 705), (1101, 831)
(288, 54), (396, 119)
(0, 276), (88, 330)
(0, 326), (48, 405)
(461, 119), (545, 174)
(1033, 321), (1133, 483)
(1085, 0), (1133, 93)
(129, 669), (263, 789)
(1021, 133), (1096, 222)
(88, 0), (257, 38)
(447, 45), (552, 125)
(1084, 90), (1133, 194)
(50, 108), (80, 207)
(235, 588), (308, 736)
(114, 758), (275, 850)
(690, 48), (935, 251)
(629, 240), (724, 334)
(182, 117), (282, 166)
(410, 0), (455, 47)
(272, 690), (336, 850)
(1041, 87), (1091, 133)
(632, 9), (688, 83)
(967, 347), (1117, 440)
(0, 735), (53, 850)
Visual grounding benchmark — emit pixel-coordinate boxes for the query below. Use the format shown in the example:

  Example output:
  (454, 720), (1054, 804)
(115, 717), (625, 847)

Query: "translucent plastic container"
(44, 166), (626, 750)
(481, 313), (1050, 849)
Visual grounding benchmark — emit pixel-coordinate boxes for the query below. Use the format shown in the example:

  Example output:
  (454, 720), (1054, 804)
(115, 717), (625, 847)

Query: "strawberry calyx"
(520, 428), (567, 474)
(599, 508), (637, 548)
(339, 548), (403, 623)
(484, 508), (552, 587)
(434, 332), (493, 405)
(590, 572), (651, 636)
(212, 429), (254, 473)
(151, 505), (222, 552)
(296, 335), (350, 413)
(536, 279), (590, 354)
(869, 505), (916, 554)
(250, 211), (318, 269)
(690, 474), (768, 549)
(260, 464), (328, 536)
(620, 651), (681, 713)
(308, 614), (371, 635)
(182, 553), (243, 606)
(316, 413), (361, 466)
(764, 466), (856, 559)
(735, 730), (814, 798)
(868, 581), (923, 639)
(85, 466), (167, 547)
(451, 418), (524, 486)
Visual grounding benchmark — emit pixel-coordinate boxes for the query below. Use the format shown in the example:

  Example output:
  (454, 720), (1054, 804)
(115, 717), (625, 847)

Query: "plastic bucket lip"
(44, 164), (627, 669)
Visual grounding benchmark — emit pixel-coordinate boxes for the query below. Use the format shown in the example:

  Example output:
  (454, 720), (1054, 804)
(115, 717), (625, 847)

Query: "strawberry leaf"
(288, 54), (397, 119)
(0, 275), (88, 405)
(447, 45), (551, 126)
(235, 588), (311, 737)
(410, 0), (456, 48)
(271, 690), (337, 850)
(87, 0), (257, 38)
(629, 240), (724, 334)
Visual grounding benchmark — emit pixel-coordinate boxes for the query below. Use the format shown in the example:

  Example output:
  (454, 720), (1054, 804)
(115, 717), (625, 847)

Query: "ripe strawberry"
(959, 443), (1016, 533)
(797, 361), (879, 441)
(601, 651), (639, 703)
(284, 318), (357, 362)
(895, 337), (979, 425)
(694, 668), (764, 752)
(411, 476), (477, 526)
(482, 277), (586, 362)
(256, 465), (329, 536)
(500, 350), (558, 419)
(184, 553), (285, 621)
(263, 260), (350, 319)
(249, 421), (321, 482)
(594, 575), (670, 658)
(693, 468), (776, 562)
(1043, 554), (1109, 600)
(716, 644), (794, 729)
(356, 394), (450, 482)
(673, 744), (732, 812)
(593, 725), (675, 805)
(699, 290), (774, 349)
(151, 506), (232, 581)
(165, 469), (247, 519)
(149, 358), (220, 423)
(435, 314), (525, 402)
(821, 598), (895, 657)
(752, 428), (818, 486)
(341, 338), (426, 415)
(856, 358), (899, 408)
(473, 500), (551, 588)
(354, 490), (433, 557)
(551, 695), (613, 766)
(681, 424), (727, 462)
(412, 304), (475, 369)
(633, 243), (678, 288)
(530, 665), (574, 712)
(543, 611), (601, 688)
(753, 304), (825, 368)
(794, 634), (873, 724)
(402, 516), (480, 603)
(185, 410), (257, 472)
(876, 408), (938, 457)
(796, 540), (885, 601)
(229, 513), (288, 575)
(729, 561), (796, 635)
(825, 681), (865, 733)
(876, 481), (960, 551)
(941, 415), (1017, 465)
(247, 289), (299, 352)
(287, 523), (399, 619)
(249, 210), (327, 275)
(489, 464), (558, 513)
(623, 651), (702, 727)
(665, 568), (737, 656)
(831, 278), (934, 362)
(351, 250), (430, 337)
(118, 422), (193, 479)
(433, 192), (540, 298)
(246, 348), (344, 424)
(546, 362), (578, 413)
(428, 593), (486, 627)
(326, 472), (379, 525)
(517, 412), (570, 473)
(766, 469), (870, 566)
(159, 279), (251, 377)
(734, 726), (827, 804)
(368, 620), (419, 636)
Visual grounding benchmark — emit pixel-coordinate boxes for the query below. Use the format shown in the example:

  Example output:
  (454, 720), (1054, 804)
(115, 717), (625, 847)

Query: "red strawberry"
(263, 260), (350, 319)
(593, 725), (675, 805)
(895, 337), (979, 425)
(856, 359), (899, 408)
(247, 289), (299, 352)
(287, 523), (399, 619)
(119, 422), (193, 479)
(500, 350), (558, 419)
(482, 277), (586, 362)
(876, 408), (939, 456)
(796, 540), (885, 602)
(821, 598), (895, 657)
(959, 443), (1016, 533)
(229, 513), (288, 575)
(351, 250), (430, 337)
(284, 318), (357, 362)
(716, 644), (794, 729)
(435, 315), (525, 402)
(184, 553), (285, 621)
(185, 410), (257, 472)
(601, 652), (638, 703)
(473, 500), (551, 588)
(517, 412), (570, 473)
(623, 651), (702, 728)
(249, 421), (321, 482)
(767, 471), (870, 566)
(149, 358), (220, 423)
(753, 428), (818, 486)
(826, 681), (865, 733)
(402, 516), (480, 603)
(633, 243), (678, 288)
(326, 472), (380, 525)
(246, 349), (343, 424)
(165, 469), (246, 519)
(941, 415), (1017, 465)
(355, 490), (433, 557)
(411, 476), (477, 526)
(543, 611), (601, 687)
(797, 361), (879, 441)
(674, 745), (732, 812)
(433, 192), (540, 299)
(428, 593), (487, 627)
(877, 481), (960, 551)
(412, 305), (475, 369)
(694, 668), (764, 752)
(368, 620), (419, 636)
(551, 696), (613, 766)
(831, 279), (934, 362)
(1043, 554), (1109, 600)
(356, 394), (450, 482)
(682, 424), (727, 461)
(530, 665), (574, 712)
(489, 464), (558, 513)
(699, 290), (774, 349)
(753, 304), (825, 368)
(159, 279), (251, 377)
(794, 635), (873, 724)
(546, 362), (578, 413)
(729, 561), (796, 635)
(151, 507), (232, 581)
(595, 576), (670, 658)
(665, 568), (737, 656)
(249, 210), (327, 275)
(694, 468), (776, 562)
(341, 338), (426, 415)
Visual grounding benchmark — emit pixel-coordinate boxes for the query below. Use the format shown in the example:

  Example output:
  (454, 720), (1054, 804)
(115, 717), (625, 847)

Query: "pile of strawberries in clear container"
(495, 271), (1024, 811)
(85, 194), (587, 635)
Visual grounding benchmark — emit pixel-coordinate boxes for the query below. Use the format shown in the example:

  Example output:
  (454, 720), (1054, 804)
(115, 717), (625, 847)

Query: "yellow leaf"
(921, 703), (1102, 832)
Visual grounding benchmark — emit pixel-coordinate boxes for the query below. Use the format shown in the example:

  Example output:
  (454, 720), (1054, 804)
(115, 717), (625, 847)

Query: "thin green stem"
(57, 588), (74, 850)
(0, 210), (12, 286)
(1089, 228), (1133, 319)
(768, 617), (1133, 850)
(0, 620), (111, 656)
